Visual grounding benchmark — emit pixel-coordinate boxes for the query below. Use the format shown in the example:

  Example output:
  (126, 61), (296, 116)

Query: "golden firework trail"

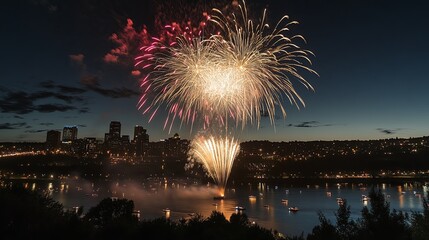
(189, 135), (240, 197)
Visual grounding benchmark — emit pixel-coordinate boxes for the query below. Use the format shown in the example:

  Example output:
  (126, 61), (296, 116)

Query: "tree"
(84, 197), (138, 239)
(335, 200), (358, 240)
(139, 218), (177, 240)
(229, 212), (250, 226)
(84, 198), (136, 227)
(358, 188), (411, 240)
(307, 212), (337, 240)
(0, 186), (90, 240)
(411, 191), (429, 240)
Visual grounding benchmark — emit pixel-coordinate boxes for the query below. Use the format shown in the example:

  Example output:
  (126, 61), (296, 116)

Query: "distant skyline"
(1, 0), (428, 142)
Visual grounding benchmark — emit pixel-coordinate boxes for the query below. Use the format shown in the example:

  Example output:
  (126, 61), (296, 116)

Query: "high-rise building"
(104, 133), (110, 143)
(134, 125), (149, 156)
(164, 133), (189, 157)
(109, 121), (121, 139)
(46, 130), (61, 149)
(84, 137), (97, 153)
(62, 126), (78, 143)
(121, 135), (130, 144)
(105, 121), (122, 153)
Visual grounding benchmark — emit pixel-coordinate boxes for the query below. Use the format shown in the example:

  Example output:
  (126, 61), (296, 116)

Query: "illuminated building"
(62, 126), (77, 143)
(134, 125), (149, 156)
(109, 121), (121, 139)
(105, 121), (122, 153)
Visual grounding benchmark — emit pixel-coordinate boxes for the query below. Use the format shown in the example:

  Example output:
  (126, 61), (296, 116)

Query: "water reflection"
(5, 179), (426, 236)
(163, 208), (171, 219)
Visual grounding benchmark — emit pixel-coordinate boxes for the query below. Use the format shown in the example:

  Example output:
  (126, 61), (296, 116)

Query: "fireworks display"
(189, 135), (240, 197)
(136, 1), (316, 129)
(135, 0), (316, 197)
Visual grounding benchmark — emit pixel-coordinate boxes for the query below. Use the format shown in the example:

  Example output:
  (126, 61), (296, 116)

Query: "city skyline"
(5, 120), (429, 144)
(1, 0), (429, 142)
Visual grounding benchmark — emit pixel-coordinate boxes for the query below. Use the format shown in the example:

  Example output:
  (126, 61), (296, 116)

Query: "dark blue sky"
(1, 0), (428, 142)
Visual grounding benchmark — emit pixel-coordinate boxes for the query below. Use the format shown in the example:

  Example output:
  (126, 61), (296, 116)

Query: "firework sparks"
(189, 135), (240, 197)
(135, 0), (317, 198)
(136, 0), (317, 130)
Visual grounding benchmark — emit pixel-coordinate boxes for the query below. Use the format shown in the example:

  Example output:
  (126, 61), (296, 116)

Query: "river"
(11, 179), (428, 237)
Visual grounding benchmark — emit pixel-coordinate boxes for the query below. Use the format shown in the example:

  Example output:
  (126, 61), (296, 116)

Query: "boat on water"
(281, 199), (288, 204)
(235, 206), (246, 211)
(263, 205), (270, 208)
(289, 207), (299, 212)
(249, 195), (256, 200)
(362, 195), (370, 201)
(162, 208), (171, 213)
(337, 197), (344, 205)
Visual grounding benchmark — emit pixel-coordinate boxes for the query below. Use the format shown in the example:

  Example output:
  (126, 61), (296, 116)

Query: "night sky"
(1, 0), (428, 142)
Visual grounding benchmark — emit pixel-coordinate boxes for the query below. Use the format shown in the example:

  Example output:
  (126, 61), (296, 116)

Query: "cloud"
(377, 128), (402, 135)
(80, 75), (139, 98)
(77, 124), (87, 127)
(0, 89), (86, 114)
(0, 122), (27, 130)
(79, 107), (89, 113)
(25, 129), (49, 133)
(32, 91), (84, 104)
(57, 85), (87, 94)
(294, 121), (320, 128)
(131, 70), (141, 76)
(0, 91), (36, 114)
(39, 80), (55, 89)
(288, 121), (335, 128)
(69, 54), (85, 65)
(35, 104), (77, 113)
(40, 122), (54, 126)
(40, 80), (86, 94)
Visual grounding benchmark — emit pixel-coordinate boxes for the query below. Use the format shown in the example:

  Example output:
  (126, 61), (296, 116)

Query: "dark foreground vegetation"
(0, 186), (279, 240)
(304, 189), (429, 240)
(0, 187), (428, 240)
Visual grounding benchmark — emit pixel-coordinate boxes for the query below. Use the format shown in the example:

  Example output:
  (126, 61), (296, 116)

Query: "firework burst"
(209, 2), (317, 128)
(135, 0), (317, 198)
(136, 1), (317, 130)
(188, 134), (240, 197)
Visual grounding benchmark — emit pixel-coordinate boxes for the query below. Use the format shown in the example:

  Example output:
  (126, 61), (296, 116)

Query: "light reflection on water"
(11, 180), (428, 237)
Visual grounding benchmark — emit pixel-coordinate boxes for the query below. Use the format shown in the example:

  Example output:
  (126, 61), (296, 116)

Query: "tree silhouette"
(0, 186), (90, 240)
(359, 188), (411, 240)
(411, 191), (429, 240)
(84, 197), (138, 239)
